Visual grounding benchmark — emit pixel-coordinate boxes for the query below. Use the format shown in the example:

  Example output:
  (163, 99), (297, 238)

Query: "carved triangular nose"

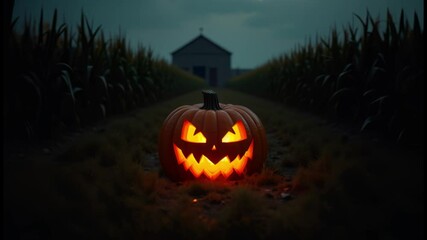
(211, 145), (217, 151)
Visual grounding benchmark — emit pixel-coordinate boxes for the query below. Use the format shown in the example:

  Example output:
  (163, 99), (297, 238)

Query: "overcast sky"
(12, 0), (423, 69)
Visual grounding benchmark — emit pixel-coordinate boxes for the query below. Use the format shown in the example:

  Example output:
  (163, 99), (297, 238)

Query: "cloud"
(88, 0), (260, 30)
(242, 0), (423, 40)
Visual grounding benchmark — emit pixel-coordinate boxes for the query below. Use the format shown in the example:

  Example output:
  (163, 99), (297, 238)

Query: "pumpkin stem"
(201, 90), (222, 110)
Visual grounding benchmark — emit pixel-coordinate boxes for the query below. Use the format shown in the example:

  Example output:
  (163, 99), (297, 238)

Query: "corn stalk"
(228, 9), (423, 146)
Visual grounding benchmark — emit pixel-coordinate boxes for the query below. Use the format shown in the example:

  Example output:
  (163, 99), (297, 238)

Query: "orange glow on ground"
(173, 141), (254, 180)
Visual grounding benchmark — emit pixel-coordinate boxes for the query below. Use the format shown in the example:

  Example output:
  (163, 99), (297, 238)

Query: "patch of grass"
(216, 187), (270, 240)
(268, 189), (324, 239)
(246, 169), (283, 187)
(183, 180), (231, 198)
(186, 181), (210, 198)
(291, 154), (333, 192)
(135, 170), (159, 200)
(205, 191), (225, 205)
(280, 157), (297, 168)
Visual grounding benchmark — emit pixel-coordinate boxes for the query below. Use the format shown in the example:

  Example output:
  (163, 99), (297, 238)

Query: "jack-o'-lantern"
(159, 90), (267, 181)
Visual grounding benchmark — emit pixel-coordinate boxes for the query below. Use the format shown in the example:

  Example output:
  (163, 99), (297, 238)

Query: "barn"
(171, 33), (231, 87)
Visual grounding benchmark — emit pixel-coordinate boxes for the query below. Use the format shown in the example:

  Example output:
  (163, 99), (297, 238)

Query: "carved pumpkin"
(158, 90), (267, 181)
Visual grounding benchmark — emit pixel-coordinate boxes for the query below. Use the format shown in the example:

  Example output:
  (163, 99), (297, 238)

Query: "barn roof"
(171, 34), (232, 56)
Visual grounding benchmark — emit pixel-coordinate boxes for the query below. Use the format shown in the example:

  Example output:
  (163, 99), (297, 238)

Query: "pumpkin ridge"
(232, 107), (268, 173)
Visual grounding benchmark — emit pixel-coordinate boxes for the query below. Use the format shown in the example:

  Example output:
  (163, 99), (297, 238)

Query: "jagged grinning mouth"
(173, 141), (254, 180)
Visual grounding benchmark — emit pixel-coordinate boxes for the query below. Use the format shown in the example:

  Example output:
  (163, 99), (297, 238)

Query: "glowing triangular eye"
(181, 120), (207, 143)
(222, 121), (247, 143)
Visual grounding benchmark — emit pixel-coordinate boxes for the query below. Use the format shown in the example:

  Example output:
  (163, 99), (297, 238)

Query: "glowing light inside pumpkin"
(173, 141), (254, 180)
(222, 121), (247, 143)
(181, 120), (207, 143)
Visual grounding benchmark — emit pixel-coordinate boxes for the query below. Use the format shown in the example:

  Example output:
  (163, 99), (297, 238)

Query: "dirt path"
(4, 88), (423, 240)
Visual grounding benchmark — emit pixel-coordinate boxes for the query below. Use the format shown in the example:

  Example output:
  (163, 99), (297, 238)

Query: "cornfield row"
(228, 10), (423, 146)
(3, 8), (206, 144)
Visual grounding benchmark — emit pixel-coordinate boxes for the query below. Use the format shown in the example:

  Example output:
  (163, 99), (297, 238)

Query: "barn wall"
(173, 54), (231, 86)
